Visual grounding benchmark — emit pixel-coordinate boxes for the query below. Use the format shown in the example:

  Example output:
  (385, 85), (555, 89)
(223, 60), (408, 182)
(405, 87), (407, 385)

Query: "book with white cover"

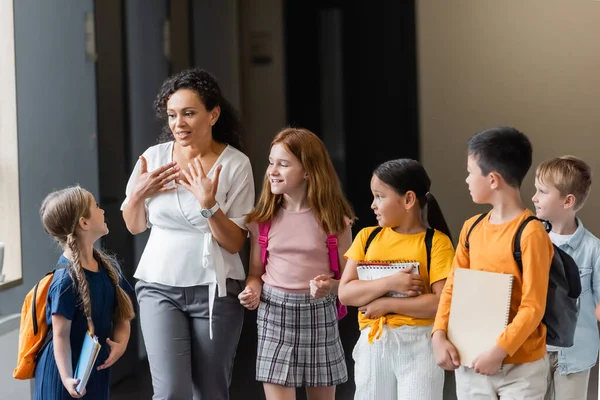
(447, 268), (514, 367)
(357, 261), (420, 297)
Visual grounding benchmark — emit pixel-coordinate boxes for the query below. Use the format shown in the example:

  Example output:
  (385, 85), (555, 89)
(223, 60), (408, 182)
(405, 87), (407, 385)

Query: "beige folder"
(447, 268), (514, 367)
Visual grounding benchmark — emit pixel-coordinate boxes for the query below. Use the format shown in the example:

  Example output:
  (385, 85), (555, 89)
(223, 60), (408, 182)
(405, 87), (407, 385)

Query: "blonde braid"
(67, 233), (95, 335)
(94, 249), (135, 322)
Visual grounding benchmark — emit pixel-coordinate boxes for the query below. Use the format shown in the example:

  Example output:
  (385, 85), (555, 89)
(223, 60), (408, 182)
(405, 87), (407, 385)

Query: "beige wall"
(417, 0), (600, 240)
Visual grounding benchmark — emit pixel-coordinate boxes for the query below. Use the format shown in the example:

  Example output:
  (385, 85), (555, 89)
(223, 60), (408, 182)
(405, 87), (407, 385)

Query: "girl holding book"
(338, 159), (455, 400)
(34, 186), (135, 399)
(238, 128), (355, 400)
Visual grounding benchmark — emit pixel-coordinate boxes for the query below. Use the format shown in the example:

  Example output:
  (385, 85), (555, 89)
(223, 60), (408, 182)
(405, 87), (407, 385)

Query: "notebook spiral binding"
(498, 275), (515, 372)
(504, 276), (514, 327)
(357, 259), (417, 266)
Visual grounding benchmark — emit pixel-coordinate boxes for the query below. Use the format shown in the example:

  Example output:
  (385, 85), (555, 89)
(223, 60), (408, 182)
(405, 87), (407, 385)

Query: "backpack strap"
(325, 234), (348, 319)
(364, 227), (383, 255)
(32, 267), (67, 362)
(364, 226), (434, 274)
(425, 228), (434, 275)
(34, 327), (54, 363)
(258, 222), (271, 265)
(326, 235), (341, 280)
(513, 216), (538, 273)
(31, 281), (43, 336)
(465, 212), (488, 250)
(32, 270), (57, 335)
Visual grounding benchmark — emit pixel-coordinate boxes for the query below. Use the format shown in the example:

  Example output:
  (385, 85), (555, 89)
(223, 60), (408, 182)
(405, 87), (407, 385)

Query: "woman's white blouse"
(121, 141), (254, 301)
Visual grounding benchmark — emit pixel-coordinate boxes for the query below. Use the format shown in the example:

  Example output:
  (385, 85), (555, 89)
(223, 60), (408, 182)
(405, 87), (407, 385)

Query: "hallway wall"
(0, 2), (99, 397)
(0, 316), (31, 399)
(0, 0), (99, 315)
(417, 0), (600, 239)
(125, 0), (170, 362)
(416, 1), (600, 398)
(192, 0), (242, 111)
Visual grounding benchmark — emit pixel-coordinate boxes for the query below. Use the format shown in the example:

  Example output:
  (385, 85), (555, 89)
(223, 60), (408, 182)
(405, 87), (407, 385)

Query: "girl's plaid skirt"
(256, 283), (348, 387)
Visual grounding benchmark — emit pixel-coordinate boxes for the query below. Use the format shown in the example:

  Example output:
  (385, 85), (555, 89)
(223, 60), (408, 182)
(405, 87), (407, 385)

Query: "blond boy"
(532, 156), (600, 400)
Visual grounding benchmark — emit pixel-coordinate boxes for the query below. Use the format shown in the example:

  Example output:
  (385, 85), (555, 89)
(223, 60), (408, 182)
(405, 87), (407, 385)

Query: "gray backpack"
(466, 213), (581, 348)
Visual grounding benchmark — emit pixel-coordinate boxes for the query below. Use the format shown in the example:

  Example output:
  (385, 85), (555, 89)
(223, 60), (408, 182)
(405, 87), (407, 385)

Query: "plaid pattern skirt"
(256, 283), (348, 387)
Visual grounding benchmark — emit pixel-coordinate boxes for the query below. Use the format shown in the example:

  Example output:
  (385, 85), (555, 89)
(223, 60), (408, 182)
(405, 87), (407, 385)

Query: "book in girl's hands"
(74, 331), (101, 394)
(357, 261), (420, 297)
(447, 268), (514, 368)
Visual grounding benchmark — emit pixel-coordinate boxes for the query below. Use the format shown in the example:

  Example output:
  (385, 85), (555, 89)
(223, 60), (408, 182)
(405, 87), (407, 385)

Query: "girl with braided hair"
(34, 186), (135, 399)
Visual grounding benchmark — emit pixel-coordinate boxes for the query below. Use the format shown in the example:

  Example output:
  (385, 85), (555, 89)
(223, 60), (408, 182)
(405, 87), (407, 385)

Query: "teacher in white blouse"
(121, 68), (255, 400)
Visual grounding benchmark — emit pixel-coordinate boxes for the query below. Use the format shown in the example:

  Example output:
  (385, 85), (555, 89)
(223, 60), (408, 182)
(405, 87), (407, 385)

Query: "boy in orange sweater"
(432, 127), (553, 399)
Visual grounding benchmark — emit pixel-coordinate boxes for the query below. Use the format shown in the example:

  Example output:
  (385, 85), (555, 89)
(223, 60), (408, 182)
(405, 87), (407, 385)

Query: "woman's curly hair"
(153, 68), (243, 151)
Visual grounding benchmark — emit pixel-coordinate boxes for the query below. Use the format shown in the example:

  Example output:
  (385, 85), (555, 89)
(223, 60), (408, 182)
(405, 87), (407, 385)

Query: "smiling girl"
(240, 128), (355, 400)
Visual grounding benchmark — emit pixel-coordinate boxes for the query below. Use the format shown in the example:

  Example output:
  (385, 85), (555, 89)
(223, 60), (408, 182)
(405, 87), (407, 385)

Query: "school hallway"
(3, 1), (600, 400)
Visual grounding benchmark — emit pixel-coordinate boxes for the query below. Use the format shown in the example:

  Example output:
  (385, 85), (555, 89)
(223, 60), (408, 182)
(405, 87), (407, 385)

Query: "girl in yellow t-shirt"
(339, 159), (455, 400)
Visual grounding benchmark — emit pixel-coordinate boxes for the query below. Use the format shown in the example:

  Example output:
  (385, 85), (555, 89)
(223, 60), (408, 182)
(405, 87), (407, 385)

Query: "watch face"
(201, 209), (212, 218)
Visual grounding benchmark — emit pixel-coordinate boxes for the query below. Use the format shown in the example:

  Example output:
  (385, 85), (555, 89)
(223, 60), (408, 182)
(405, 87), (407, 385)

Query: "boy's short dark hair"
(468, 126), (532, 188)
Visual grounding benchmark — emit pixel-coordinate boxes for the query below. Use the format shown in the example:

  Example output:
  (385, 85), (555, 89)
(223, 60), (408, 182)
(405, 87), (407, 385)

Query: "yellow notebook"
(447, 268), (514, 367)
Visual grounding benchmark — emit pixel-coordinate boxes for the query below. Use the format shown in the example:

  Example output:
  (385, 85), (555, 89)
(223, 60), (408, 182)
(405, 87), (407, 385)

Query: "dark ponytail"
(424, 192), (453, 242)
(153, 68), (244, 151)
(373, 159), (452, 241)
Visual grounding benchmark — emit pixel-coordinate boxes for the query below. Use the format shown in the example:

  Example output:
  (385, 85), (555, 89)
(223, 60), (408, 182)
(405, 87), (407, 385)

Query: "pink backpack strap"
(258, 222), (271, 266)
(326, 235), (340, 279)
(326, 234), (348, 320)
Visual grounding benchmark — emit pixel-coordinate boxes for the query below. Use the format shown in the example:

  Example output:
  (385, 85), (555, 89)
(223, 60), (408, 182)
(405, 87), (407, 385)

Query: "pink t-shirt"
(247, 208), (333, 293)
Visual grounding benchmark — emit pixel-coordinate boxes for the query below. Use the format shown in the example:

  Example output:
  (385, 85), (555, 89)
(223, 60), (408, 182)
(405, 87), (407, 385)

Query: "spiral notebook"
(447, 268), (514, 367)
(357, 261), (420, 297)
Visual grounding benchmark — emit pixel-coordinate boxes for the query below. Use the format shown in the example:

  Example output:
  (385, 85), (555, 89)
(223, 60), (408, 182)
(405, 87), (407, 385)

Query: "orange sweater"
(433, 210), (554, 364)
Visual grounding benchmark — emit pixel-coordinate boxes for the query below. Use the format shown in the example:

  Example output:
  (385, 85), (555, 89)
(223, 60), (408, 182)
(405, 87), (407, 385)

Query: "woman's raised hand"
(179, 157), (222, 208)
(131, 156), (180, 200)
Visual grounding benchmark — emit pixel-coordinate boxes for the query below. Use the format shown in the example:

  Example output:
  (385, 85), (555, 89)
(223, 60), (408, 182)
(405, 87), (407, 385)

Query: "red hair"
(246, 128), (355, 234)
